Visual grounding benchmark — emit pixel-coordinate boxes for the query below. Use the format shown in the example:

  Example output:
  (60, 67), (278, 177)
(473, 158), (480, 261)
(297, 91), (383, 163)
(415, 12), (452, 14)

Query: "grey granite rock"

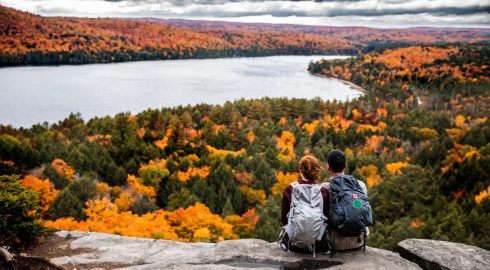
(52, 230), (421, 270)
(396, 238), (490, 270)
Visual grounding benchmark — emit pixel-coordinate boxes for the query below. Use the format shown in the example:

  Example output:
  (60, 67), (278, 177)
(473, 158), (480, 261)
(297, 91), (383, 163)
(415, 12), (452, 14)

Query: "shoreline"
(0, 53), (355, 69)
(310, 72), (366, 95)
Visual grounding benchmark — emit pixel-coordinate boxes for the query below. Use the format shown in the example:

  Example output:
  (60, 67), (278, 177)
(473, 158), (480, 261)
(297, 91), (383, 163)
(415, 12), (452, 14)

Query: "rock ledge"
(49, 230), (419, 269)
(396, 238), (490, 270)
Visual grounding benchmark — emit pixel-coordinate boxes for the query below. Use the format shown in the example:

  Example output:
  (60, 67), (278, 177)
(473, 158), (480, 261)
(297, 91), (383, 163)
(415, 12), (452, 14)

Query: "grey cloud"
(98, 0), (489, 17)
(104, 0), (386, 4)
(183, 6), (489, 18)
(3, 0), (488, 28)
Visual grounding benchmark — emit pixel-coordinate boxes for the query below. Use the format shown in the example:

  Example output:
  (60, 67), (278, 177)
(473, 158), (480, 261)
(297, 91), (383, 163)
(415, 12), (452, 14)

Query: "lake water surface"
(0, 55), (361, 128)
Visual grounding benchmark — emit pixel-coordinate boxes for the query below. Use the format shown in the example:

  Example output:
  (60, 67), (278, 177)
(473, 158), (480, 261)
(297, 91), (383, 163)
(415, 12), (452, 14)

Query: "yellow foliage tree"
(344, 147), (354, 157)
(114, 190), (136, 211)
(127, 174), (156, 198)
(445, 128), (466, 141)
(206, 145), (246, 158)
(386, 162), (409, 175)
(240, 186), (266, 205)
(357, 165), (382, 188)
(193, 227), (211, 242)
(351, 109), (361, 121)
(247, 131), (255, 143)
(166, 203), (237, 242)
(276, 131), (296, 163)
(357, 124), (378, 133)
(411, 127), (439, 140)
(454, 114), (469, 130)
(302, 120), (320, 136)
(138, 159), (169, 186)
(271, 171), (299, 196)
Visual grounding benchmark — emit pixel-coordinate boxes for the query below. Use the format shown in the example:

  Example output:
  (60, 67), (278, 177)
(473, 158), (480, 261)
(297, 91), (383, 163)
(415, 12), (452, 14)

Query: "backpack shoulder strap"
(291, 181), (299, 190)
(357, 180), (368, 196)
(321, 181), (331, 191)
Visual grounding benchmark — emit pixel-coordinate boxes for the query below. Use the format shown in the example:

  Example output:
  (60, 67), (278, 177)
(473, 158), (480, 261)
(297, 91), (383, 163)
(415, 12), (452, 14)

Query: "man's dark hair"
(327, 150), (346, 173)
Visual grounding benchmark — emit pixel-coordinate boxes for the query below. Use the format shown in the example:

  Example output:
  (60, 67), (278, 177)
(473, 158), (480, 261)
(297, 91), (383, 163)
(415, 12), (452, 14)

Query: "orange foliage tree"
(177, 166), (211, 182)
(50, 159), (75, 179)
(475, 186), (490, 204)
(21, 175), (58, 215)
(45, 200), (240, 242)
(224, 209), (259, 238)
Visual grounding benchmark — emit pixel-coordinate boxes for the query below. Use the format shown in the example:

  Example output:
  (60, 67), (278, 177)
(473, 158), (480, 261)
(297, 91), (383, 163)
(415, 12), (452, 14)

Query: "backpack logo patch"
(353, 199), (363, 209)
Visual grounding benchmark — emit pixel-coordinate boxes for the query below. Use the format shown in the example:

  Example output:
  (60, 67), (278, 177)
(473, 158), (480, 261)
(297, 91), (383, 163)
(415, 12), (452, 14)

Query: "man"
(322, 150), (372, 252)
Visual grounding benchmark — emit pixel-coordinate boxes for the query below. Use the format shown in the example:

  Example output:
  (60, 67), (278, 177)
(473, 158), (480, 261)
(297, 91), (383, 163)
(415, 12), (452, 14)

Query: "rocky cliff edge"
(2, 231), (489, 270)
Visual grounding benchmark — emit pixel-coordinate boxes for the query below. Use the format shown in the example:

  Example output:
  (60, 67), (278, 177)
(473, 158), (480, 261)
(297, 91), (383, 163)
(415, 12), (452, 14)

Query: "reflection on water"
(0, 55), (361, 127)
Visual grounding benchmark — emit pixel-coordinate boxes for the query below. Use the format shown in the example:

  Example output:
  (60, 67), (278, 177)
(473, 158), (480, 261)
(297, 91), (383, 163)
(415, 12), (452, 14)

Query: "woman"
(280, 154), (329, 253)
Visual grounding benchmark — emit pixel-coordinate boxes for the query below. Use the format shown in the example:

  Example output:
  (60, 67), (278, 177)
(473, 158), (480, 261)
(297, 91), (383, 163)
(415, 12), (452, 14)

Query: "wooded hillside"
(1, 45), (489, 250)
(1, 5), (489, 66)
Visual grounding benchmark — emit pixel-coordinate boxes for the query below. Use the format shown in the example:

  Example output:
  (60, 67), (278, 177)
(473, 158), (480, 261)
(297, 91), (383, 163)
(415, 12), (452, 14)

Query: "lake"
(0, 55), (361, 128)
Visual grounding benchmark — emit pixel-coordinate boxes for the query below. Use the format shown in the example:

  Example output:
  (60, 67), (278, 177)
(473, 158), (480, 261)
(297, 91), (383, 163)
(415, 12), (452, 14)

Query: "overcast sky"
(1, 0), (489, 28)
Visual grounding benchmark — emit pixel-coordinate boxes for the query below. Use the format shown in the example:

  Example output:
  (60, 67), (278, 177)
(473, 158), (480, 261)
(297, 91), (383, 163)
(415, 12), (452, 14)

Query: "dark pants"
(281, 232), (329, 254)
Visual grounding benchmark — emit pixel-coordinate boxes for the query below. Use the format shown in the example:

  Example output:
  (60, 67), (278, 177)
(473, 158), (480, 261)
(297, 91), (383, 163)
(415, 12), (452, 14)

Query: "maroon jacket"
(281, 179), (329, 226)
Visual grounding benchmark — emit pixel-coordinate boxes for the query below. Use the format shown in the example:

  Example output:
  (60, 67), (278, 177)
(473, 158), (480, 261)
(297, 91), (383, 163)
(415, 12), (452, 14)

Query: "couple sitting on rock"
(280, 150), (373, 256)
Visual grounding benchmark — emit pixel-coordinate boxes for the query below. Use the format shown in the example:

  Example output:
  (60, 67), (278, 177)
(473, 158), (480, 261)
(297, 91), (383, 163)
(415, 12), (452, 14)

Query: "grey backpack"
(282, 181), (327, 255)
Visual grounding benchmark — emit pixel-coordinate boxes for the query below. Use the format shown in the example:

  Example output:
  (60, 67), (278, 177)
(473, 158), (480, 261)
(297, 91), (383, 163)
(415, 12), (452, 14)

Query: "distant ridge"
(143, 17), (490, 32)
(1, 5), (489, 66)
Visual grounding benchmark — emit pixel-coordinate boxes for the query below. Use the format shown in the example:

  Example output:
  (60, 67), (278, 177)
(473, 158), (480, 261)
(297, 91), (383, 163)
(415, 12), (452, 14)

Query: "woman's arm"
(321, 187), (330, 218)
(281, 185), (293, 226)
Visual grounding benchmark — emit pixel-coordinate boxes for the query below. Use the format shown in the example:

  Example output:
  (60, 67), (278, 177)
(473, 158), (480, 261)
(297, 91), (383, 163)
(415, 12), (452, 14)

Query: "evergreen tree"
(221, 198), (234, 217)
(48, 189), (85, 221)
(131, 195), (158, 215)
(0, 175), (45, 249)
(254, 195), (281, 242)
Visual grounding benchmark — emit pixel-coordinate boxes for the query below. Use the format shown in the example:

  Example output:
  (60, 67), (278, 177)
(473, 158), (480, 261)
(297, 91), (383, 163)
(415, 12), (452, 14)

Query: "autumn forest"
(0, 5), (489, 252)
(0, 5), (489, 66)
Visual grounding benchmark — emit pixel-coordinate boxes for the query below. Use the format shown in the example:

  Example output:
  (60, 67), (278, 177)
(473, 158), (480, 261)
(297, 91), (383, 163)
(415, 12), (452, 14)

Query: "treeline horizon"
(1, 5), (489, 66)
